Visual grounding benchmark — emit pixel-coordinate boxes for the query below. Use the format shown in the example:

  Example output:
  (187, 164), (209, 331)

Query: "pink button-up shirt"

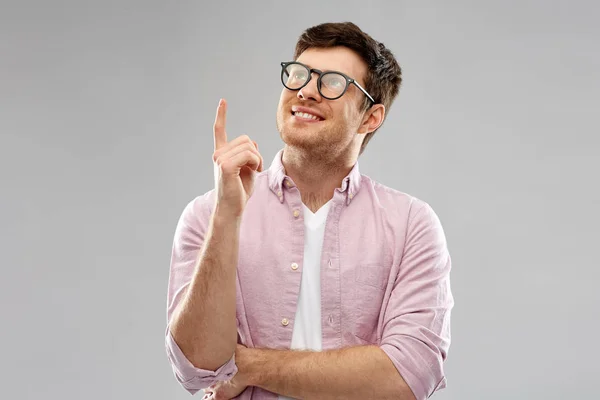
(165, 149), (454, 399)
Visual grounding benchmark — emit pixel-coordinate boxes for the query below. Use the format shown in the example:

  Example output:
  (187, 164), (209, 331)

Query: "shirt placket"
(278, 179), (305, 346)
(320, 192), (344, 349)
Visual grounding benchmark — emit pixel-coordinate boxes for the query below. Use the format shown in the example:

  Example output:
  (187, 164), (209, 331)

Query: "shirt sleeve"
(165, 325), (238, 394)
(379, 201), (454, 400)
(164, 191), (239, 394)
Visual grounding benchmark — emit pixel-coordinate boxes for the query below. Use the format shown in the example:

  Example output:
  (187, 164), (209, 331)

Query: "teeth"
(294, 111), (320, 120)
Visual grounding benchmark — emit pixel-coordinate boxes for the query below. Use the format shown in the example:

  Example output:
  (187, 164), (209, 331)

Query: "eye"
(322, 73), (346, 91)
(293, 71), (307, 80)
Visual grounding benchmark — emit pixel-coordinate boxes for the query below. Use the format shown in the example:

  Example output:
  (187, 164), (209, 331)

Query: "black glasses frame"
(280, 61), (375, 104)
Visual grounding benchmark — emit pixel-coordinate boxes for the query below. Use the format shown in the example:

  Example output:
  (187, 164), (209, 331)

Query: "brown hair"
(293, 22), (402, 155)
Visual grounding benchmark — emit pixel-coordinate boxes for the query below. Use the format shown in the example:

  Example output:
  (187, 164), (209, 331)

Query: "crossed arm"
(168, 200), (452, 399)
(236, 343), (416, 400)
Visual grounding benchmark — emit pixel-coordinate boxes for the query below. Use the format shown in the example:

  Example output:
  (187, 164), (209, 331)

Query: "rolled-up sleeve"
(165, 326), (238, 394)
(165, 192), (238, 394)
(380, 201), (454, 400)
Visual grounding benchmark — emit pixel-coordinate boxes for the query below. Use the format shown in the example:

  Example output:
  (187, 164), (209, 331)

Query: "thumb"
(252, 141), (263, 172)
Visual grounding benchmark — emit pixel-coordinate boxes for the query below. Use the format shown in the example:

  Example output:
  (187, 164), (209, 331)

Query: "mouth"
(290, 109), (325, 123)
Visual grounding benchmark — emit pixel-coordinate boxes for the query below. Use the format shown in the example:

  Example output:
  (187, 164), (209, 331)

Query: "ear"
(357, 104), (385, 135)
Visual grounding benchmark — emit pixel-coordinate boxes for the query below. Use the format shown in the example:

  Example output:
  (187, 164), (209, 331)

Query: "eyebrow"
(300, 62), (351, 76)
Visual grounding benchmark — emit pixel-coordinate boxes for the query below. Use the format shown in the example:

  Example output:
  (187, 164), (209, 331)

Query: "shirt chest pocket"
(353, 264), (388, 343)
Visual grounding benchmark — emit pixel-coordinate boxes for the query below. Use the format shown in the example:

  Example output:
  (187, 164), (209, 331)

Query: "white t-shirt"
(278, 200), (331, 400)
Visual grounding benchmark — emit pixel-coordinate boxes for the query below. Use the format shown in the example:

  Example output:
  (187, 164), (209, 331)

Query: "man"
(165, 22), (453, 400)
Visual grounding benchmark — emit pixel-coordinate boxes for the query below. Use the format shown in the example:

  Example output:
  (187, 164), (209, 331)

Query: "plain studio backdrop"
(1, 1), (598, 399)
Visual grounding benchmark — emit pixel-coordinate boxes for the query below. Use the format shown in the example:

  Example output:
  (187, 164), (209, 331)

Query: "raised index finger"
(213, 98), (228, 150)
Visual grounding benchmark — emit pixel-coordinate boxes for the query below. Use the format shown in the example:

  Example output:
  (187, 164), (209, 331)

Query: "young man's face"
(276, 46), (372, 156)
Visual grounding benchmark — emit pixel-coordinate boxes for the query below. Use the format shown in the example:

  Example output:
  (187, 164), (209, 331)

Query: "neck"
(281, 145), (357, 212)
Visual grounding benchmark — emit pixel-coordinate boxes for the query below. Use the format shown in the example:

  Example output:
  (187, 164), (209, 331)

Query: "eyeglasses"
(280, 61), (375, 104)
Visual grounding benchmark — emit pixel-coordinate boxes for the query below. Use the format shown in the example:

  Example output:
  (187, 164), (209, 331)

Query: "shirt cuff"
(165, 326), (238, 394)
(380, 343), (443, 400)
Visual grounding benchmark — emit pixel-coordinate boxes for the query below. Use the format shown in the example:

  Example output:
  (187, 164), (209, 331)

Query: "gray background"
(1, 0), (598, 399)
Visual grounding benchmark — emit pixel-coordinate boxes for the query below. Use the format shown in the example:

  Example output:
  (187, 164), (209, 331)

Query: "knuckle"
(247, 142), (258, 154)
(220, 162), (232, 173)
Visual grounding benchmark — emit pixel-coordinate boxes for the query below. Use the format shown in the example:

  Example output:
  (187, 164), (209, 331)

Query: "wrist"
(240, 347), (268, 387)
(211, 205), (242, 229)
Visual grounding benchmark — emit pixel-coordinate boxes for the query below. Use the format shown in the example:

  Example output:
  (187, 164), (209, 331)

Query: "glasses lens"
(282, 63), (309, 89)
(320, 72), (347, 99)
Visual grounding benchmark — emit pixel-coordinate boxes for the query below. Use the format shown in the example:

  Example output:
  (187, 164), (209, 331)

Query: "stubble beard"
(276, 112), (346, 160)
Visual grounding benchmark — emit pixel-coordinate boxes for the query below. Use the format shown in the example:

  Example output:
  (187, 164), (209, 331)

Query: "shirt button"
(291, 262), (298, 270)
(281, 318), (289, 326)
(348, 192), (354, 199)
(293, 209), (300, 218)
(285, 180), (292, 188)
(277, 190), (282, 197)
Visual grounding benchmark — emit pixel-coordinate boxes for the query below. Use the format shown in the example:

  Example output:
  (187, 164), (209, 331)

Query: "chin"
(279, 127), (314, 148)
(277, 113), (331, 148)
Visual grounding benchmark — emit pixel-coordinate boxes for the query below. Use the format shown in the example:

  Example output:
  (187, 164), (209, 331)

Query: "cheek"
(280, 89), (295, 103)
(277, 91), (294, 115)
(337, 104), (358, 125)
(276, 98), (287, 117)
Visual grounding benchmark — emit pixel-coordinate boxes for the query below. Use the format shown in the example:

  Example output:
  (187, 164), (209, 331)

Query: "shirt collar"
(267, 148), (362, 205)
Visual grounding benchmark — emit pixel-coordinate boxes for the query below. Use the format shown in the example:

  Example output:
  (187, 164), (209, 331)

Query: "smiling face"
(276, 46), (373, 156)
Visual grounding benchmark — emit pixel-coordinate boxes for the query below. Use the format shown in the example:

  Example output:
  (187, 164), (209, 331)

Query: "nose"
(297, 72), (322, 102)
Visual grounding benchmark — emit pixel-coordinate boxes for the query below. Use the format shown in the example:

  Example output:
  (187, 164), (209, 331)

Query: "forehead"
(295, 46), (368, 84)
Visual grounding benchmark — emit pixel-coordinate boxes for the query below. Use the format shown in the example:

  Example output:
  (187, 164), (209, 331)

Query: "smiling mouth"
(291, 111), (324, 122)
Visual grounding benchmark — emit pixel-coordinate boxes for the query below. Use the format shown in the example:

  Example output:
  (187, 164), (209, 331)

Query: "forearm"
(245, 345), (415, 400)
(169, 207), (240, 371)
